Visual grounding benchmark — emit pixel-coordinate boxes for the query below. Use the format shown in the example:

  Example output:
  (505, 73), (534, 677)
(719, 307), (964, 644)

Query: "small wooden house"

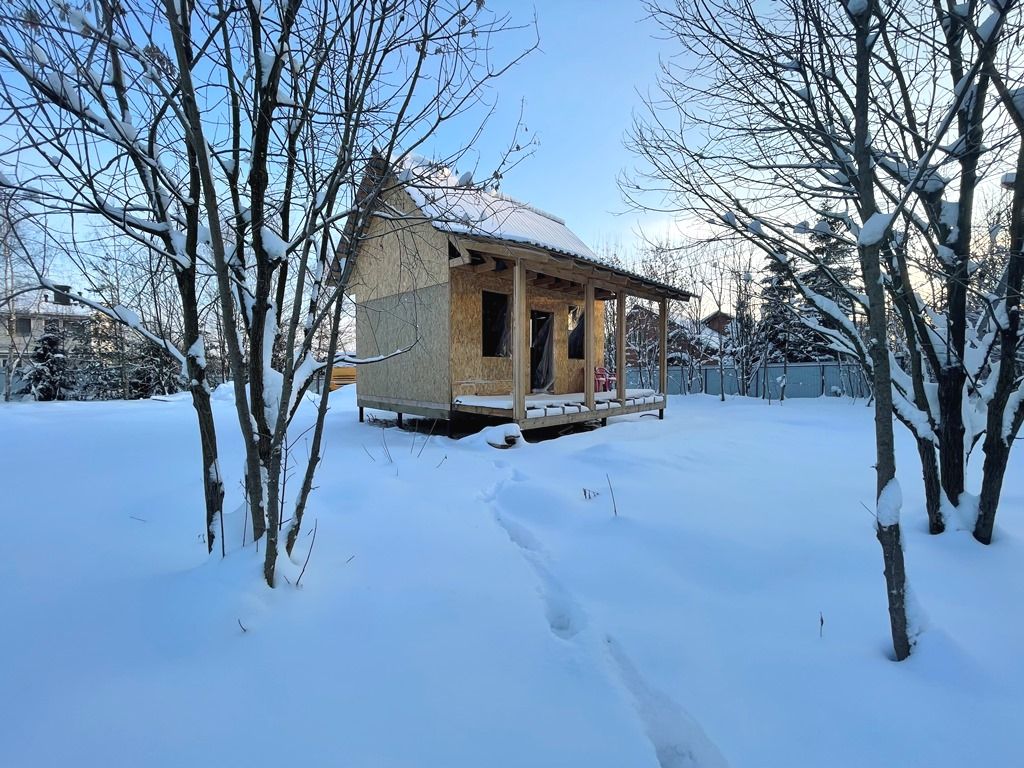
(343, 161), (691, 430)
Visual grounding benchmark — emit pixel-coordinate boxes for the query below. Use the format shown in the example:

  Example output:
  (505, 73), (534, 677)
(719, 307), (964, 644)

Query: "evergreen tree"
(755, 256), (831, 363)
(78, 312), (184, 400)
(27, 321), (72, 401)
(127, 340), (182, 398)
(802, 223), (859, 338)
(79, 313), (130, 400)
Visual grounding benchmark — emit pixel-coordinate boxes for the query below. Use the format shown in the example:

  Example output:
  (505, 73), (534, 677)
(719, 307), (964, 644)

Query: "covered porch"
(448, 236), (689, 430)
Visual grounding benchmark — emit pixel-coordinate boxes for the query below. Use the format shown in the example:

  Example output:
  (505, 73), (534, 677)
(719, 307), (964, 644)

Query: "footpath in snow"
(0, 388), (1021, 767)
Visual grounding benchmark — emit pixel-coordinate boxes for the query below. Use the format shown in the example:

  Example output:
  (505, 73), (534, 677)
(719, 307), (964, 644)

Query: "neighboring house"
(691, 311), (735, 363)
(1, 285), (90, 366)
(337, 159), (691, 430)
(702, 310), (734, 336)
(624, 305), (730, 368)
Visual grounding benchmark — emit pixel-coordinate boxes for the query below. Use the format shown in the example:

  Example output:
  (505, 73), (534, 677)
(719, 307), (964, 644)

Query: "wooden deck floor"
(452, 389), (666, 429)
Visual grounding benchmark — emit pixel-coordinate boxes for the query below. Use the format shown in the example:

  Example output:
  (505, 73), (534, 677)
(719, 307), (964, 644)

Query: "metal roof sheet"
(398, 162), (689, 301)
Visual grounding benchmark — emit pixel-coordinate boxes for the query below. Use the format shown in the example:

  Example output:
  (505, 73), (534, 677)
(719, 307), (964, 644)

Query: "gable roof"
(403, 171), (598, 261)
(397, 158), (691, 302)
(702, 310), (733, 324)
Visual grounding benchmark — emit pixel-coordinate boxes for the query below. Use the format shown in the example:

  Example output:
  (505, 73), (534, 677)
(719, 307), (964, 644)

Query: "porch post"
(658, 298), (668, 396)
(512, 258), (527, 420)
(584, 281), (595, 413)
(616, 292), (626, 403)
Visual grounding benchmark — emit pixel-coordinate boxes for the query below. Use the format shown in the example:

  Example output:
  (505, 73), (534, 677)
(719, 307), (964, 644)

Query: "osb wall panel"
(348, 188), (450, 303)
(449, 268), (605, 397)
(356, 283), (451, 406)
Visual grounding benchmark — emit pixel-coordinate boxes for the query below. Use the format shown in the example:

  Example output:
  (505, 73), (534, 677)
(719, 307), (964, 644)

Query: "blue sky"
(441, 1), (678, 255)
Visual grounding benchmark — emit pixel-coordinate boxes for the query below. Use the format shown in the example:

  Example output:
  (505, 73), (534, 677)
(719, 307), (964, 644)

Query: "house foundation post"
(512, 258), (528, 421)
(659, 297), (668, 420)
(584, 281), (596, 416)
(616, 292), (627, 404)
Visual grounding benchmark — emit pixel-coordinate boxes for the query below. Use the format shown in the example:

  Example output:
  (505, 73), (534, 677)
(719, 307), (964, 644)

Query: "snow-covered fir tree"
(755, 255), (831, 363)
(79, 312), (184, 400)
(27, 321), (72, 401)
(801, 221), (860, 340)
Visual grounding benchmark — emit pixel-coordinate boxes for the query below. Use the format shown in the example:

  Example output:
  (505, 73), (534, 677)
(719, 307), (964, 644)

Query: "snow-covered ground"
(1, 389), (1021, 767)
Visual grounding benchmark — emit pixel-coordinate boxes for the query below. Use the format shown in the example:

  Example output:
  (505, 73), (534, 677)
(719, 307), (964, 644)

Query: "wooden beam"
(456, 236), (685, 301)
(584, 281), (595, 413)
(530, 276), (582, 296)
(470, 255), (497, 272)
(512, 259), (528, 420)
(530, 275), (563, 288)
(659, 298), (668, 396)
(450, 243), (473, 270)
(532, 274), (562, 288)
(616, 292), (627, 403)
(532, 262), (627, 297)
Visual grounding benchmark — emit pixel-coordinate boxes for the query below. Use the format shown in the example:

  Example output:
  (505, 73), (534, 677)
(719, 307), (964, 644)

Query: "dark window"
(15, 317), (32, 336)
(52, 285), (72, 306)
(482, 291), (510, 357)
(567, 305), (585, 360)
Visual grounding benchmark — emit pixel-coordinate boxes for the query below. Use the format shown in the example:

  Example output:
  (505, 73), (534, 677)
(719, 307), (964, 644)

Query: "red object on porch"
(595, 367), (616, 392)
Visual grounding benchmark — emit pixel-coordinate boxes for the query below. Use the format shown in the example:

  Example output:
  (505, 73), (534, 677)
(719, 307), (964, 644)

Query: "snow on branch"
(317, 340), (420, 371)
(39, 277), (186, 371)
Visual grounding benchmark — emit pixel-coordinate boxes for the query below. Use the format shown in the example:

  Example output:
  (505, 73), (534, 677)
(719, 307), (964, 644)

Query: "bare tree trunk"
(781, 332), (788, 403)
(917, 437), (944, 535)
(3, 234), (18, 401)
(192, 384), (225, 555)
(975, 141), (1024, 543)
(936, 371), (966, 506)
(718, 351), (725, 402)
(852, 2), (910, 661)
(163, 0), (266, 546)
(887, 244), (945, 534)
(976, 436), (1012, 544)
(876, 514), (911, 660)
(286, 292), (346, 556)
(4, 313), (14, 401)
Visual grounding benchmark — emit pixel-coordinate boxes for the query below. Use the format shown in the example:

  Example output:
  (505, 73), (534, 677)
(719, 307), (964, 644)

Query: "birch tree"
(0, 0), (532, 584)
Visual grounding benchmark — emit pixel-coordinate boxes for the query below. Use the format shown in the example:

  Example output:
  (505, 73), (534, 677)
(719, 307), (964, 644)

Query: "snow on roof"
(673, 318), (724, 351)
(398, 158), (599, 262)
(386, 157), (691, 301)
(3, 287), (91, 317)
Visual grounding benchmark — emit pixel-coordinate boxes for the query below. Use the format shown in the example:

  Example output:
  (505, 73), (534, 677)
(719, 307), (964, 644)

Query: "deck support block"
(358, 406), (364, 423)
(397, 412), (403, 428)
